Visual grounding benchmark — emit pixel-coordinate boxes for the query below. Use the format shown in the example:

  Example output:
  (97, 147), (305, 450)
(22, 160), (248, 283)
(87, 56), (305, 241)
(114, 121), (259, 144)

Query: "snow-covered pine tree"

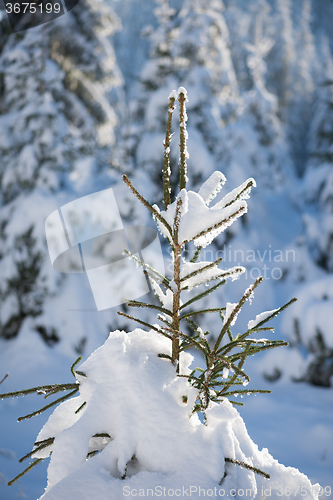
(278, 36), (333, 387)
(222, 0), (273, 92)
(128, 0), (238, 201)
(126, 0), (299, 352)
(223, 5), (287, 189)
(302, 37), (333, 274)
(266, 0), (317, 176)
(288, 0), (317, 176)
(0, 0), (124, 347)
(0, 88), (320, 500)
(265, 0), (295, 108)
(217, 6), (291, 208)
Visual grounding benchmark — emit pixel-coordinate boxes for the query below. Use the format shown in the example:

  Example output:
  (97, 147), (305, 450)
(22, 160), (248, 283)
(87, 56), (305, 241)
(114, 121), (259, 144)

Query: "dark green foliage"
(34, 325), (60, 346)
(311, 81), (333, 163)
(291, 321), (333, 387)
(0, 226), (47, 340)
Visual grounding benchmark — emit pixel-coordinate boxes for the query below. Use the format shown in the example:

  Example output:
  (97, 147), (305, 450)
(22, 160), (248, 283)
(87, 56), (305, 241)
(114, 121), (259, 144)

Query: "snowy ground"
(0, 333), (331, 500)
(238, 357), (333, 498)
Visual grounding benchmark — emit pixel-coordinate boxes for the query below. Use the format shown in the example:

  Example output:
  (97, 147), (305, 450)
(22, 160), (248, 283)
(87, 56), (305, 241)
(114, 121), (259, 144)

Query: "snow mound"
(35, 330), (319, 500)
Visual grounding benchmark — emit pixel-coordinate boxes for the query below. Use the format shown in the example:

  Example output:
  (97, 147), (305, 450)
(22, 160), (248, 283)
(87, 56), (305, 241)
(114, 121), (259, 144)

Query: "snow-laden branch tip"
(248, 309), (279, 330)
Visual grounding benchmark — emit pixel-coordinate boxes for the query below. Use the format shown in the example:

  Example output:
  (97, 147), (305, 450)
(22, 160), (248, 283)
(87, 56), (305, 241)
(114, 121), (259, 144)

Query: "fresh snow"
(223, 302), (239, 327)
(177, 86), (188, 99)
(248, 309), (279, 330)
(197, 171), (227, 206)
(180, 261), (245, 290)
(28, 330), (320, 500)
(157, 187), (249, 247)
(1, 330), (332, 500)
(168, 90), (178, 99)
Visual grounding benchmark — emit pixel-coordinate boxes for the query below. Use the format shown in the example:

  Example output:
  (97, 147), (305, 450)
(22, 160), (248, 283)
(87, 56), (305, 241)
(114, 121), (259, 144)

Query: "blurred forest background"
(0, 0), (332, 498)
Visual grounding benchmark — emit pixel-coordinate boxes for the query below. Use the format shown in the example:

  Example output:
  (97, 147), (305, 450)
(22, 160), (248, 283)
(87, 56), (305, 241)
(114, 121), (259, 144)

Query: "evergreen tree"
(0, 0), (124, 345)
(223, 0), (273, 91)
(302, 36), (333, 273)
(0, 89), (319, 500)
(128, 0), (238, 201)
(289, 0), (317, 176)
(271, 36), (333, 387)
(266, 0), (295, 107)
(267, 0), (317, 176)
(126, 0), (298, 352)
(218, 9), (290, 192)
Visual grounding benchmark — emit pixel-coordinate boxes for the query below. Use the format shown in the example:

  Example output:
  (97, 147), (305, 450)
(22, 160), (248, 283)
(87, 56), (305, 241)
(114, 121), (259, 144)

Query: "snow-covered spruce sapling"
(120, 88), (294, 414)
(0, 88), (296, 487)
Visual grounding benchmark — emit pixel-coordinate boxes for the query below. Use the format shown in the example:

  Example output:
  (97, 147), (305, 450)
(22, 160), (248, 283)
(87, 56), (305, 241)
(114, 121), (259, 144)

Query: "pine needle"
(180, 258), (223, 282)
(17, 388), (79, 421)
(8, 458), (45, 486)
(123, 175), (173, 237)
(117, 311), (172, 339)
(75, 401), (87, 414)
(187, 205), (246, 244)
(180, 307), (226, 320)
(19, 439), (54, 463)
(123, 249), (171, 288)
(190, 246), (202, 263)
(214, 277), (263, 349)
(225, 457), (270, 479)
(180, 279), (226, 310)
(126, 299), (172, 317)
(0, 383), (78, 400)
(71, 356), (82, 377)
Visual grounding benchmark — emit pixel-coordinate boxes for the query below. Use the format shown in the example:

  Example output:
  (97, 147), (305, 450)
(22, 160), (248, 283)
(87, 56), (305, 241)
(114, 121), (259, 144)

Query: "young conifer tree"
(0, 89), (320, 500)
(120, 87), (293, 394)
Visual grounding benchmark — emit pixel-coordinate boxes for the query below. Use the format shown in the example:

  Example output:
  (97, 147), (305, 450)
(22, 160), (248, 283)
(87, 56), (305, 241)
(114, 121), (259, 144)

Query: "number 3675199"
(5, 3), (61, 14)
